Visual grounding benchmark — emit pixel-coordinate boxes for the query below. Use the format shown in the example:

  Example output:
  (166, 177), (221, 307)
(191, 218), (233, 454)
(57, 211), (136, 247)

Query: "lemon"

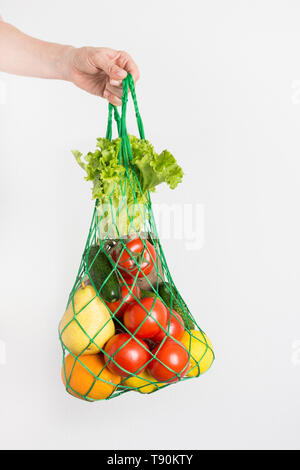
(181, 329), (214, 377)
(124, 371), (165, 394)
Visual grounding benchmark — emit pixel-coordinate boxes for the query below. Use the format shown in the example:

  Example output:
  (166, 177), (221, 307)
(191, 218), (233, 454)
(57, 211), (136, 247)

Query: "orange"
(62, 353), (121, 401)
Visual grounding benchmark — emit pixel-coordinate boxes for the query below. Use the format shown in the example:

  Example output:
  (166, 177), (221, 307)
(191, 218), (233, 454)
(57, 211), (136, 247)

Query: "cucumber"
(87, 245), (121, 303)
(158, 283), (195, 329)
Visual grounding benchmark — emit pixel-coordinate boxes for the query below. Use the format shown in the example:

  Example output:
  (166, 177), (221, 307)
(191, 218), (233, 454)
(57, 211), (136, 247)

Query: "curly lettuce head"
(72, 136), (183, 237)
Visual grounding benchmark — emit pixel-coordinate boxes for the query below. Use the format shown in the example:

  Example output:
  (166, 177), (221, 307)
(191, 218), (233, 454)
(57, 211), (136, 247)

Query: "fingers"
(93, 51), (127, 81)
(107, 62), (127, 81)
(104, 52), (140, 105)
(109, 79), (122, 87)
(116, 50), (140, 83)
(91, 48), (140, 105)
(93, 48), (140, 82)
(102, 81), (123, 106)
(103, 89), (122, 106)
(106, 83), (123, 99)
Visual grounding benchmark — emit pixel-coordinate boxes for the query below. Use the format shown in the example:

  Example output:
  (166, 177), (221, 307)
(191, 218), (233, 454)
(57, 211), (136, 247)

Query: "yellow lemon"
(124, 371), (165, 394)
(181, 329), (214, 377)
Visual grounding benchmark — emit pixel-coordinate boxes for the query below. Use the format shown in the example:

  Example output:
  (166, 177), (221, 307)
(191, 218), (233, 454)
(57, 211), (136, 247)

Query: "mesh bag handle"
(105, 104), (121, 140)
(105, 74), (145, 144)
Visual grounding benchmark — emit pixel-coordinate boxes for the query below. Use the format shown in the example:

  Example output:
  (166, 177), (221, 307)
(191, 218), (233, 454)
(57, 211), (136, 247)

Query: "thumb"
(93, 53), (127, 80)
(106, 62), (127, 81)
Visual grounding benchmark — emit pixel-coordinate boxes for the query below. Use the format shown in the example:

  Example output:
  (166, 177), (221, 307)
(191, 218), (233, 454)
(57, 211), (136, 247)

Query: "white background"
(0, 0), (300, 450)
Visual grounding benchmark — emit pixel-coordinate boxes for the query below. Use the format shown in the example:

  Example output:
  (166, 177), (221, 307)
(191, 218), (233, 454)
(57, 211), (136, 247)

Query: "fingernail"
(117, 70), (127, 79)
(110, 79), (121, 87)
(103, 90), (109, 98)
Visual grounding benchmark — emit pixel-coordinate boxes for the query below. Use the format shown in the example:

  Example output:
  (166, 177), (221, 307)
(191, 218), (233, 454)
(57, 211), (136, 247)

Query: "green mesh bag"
(59, 75), (214, 401)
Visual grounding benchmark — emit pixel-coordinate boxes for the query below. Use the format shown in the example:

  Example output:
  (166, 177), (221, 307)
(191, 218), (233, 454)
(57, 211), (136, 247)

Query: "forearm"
(0, 17), (139, 103)
(0, 18), (73, 80)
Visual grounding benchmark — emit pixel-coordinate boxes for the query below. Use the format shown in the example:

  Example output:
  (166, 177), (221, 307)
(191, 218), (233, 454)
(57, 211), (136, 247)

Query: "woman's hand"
(67, 47), (140, 106)
(0, 19), (139, 105)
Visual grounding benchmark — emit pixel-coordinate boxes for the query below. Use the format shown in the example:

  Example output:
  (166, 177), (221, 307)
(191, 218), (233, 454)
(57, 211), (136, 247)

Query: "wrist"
(55, 45), (76, 81)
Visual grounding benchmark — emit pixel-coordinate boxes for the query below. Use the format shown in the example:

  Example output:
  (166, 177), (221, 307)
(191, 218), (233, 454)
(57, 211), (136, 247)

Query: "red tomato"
(123, 297), (168, 339)
(148, 338), (190, 382)
(152, 310), (185, 343)
(106, 281), (140, 318)
(113, 238), (156, 278)
(104, 333), (150, 377)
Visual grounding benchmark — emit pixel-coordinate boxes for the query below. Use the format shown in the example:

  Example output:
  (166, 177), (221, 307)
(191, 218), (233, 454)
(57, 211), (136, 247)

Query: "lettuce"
(72, 135), (183, 236)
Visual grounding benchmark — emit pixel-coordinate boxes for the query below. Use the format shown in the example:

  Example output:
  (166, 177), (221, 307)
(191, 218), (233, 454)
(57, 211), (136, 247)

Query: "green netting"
(59, 75), (215, 401)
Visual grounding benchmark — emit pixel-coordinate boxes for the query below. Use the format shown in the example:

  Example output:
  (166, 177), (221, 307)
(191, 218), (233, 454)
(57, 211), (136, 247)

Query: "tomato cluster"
(112, 238), (157, 279)
(104, 237), (190, 383)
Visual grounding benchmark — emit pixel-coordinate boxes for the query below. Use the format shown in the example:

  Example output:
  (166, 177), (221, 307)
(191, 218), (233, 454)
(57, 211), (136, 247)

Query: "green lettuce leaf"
(72, 135), (183, 236)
